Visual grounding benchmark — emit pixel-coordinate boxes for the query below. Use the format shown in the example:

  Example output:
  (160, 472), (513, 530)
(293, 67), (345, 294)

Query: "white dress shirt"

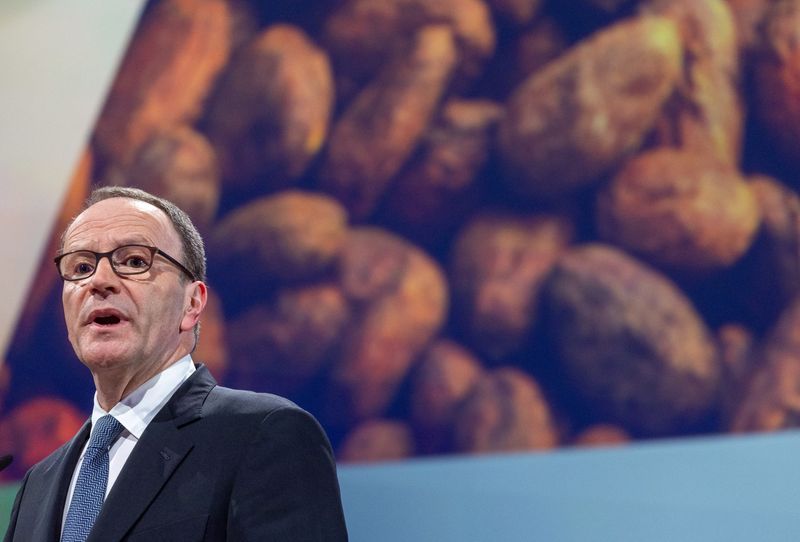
(61, 355), (196, 532)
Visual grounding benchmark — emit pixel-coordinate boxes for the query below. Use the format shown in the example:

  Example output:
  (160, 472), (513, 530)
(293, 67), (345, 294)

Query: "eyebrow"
(114, 237), (155, 246)
(61, 238), (157, 254)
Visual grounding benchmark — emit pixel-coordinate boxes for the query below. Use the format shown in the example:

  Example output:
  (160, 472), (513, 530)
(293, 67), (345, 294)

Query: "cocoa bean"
(322, 0), (495, 98)
(338, 419), (416, 463)
(117, 125), (220, 233)
(726, 0), (774, 55)
(0, 397), (85, 481)
(93, 0), (232, 168)
(572, 424), (630, 447)
(643, 0), (743, 165)
(542, 244), (721, 435)
(497, 15), (683, 198)
(716, 323), (756, 425)
(752, 0), (800, 169)
(409, 340), (485, 453)
(382, 98), (504, 241)
(327, 228), (448, 426)
(486, 0), (543, 26)
(210, 190), (348, 288)
(226, 283), (350, 396)
(204, 24), (334, 189)
(450, 211), (574, 360)
(732, 299), (800, 432)
(596, 148), (760, 274)
(744, 175), (800, 323)
(319, 25), (459, 220)
(453, 367), (558, 453)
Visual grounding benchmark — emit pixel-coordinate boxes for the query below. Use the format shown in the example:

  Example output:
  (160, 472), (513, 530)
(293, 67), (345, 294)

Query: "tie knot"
(88, 415), (124, 451)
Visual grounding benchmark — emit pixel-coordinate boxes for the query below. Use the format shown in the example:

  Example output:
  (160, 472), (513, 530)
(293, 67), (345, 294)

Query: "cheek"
(61, 288), (80, 325)
(141, 288), (185, 331)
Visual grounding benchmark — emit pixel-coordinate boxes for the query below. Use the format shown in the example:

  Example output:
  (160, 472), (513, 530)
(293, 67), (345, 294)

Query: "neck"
(92, 351), (189, 411)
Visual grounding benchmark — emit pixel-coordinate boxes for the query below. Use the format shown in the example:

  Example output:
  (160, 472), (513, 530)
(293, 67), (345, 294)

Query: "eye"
(74, 261), (95, 276)
(61, 252), (96, 278)
(123, 255), (150, 269)
(113, 246), (153, 273)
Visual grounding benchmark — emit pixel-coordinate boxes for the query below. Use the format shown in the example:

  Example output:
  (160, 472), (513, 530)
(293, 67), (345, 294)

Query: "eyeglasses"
(54, 244), (196, 282)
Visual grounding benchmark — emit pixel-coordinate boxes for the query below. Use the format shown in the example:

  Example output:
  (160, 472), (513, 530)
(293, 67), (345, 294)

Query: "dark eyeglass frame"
(54, 244), (196, 282)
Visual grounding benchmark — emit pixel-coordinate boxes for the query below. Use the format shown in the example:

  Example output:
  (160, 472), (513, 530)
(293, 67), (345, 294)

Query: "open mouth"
(86, 309), (126, 328)
(94, 315), (122, 326)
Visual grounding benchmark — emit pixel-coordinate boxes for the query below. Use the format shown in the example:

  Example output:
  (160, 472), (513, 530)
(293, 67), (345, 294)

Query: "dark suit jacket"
(4, 366), (348, 541)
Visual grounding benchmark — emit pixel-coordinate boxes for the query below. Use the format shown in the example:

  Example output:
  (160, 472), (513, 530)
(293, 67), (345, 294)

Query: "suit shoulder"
(199, 386), (330, 450)
(26, 440), (71, 476)
(35, 419), (87, 466)
(204, 385), (304, 418)
(19, 422), (86, 484)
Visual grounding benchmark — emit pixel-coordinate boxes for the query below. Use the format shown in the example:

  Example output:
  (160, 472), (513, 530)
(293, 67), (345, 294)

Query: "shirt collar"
(91, 355), (196, 440)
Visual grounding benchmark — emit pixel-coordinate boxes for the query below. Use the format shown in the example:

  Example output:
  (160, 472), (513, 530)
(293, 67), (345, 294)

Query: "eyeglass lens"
(58, 245), (154, 280)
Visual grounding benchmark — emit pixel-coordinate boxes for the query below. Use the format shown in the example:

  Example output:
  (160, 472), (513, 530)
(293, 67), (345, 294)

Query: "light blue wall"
(338, 431), (800, 541)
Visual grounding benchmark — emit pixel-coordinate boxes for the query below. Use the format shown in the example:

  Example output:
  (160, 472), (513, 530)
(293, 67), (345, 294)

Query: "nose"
(87, 254), (120, 294)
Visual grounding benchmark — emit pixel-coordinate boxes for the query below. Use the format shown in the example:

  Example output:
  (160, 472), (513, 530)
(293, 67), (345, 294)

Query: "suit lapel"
(34, 419), (91, 541)
(87, 366), (217, 542)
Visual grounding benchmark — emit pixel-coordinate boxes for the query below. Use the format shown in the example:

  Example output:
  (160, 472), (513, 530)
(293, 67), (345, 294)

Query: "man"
(4, 186), (348, 541)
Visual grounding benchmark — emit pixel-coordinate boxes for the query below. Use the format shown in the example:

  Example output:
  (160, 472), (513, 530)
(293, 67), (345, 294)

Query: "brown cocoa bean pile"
(10, 0), (800, 469)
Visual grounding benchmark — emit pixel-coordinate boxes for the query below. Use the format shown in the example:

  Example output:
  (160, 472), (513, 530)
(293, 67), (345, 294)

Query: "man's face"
(61, 197), (193, 377)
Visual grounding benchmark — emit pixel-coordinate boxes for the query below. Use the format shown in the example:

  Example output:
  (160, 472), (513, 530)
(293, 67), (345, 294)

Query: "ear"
(180, 281), (208, 332)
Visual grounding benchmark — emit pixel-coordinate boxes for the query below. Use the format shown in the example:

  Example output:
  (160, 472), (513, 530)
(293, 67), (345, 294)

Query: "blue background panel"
(338, 431), (800, 541)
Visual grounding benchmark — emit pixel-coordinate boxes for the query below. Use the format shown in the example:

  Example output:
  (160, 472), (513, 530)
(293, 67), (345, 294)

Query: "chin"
(77, 343), (135, 370)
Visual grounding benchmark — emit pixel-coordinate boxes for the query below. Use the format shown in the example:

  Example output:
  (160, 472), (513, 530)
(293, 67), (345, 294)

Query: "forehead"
(63, 197), (180, 252)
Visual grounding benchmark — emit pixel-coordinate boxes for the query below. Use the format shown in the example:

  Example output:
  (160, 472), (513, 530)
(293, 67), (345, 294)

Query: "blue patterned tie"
(61, 415), (124, 542)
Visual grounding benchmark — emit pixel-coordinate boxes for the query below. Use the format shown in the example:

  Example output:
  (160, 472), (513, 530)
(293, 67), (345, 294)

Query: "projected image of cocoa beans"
(93, 0), (233, 170)
(752, 0), (800, 169)
(338, 419), (416, 463)
(744, 176), (800, 323)
(572, 424), (630, 448)
(325, 228), (448, 427)
(11, 0), (800, 464)
(319, 25), (460, 220)
(114, 125), (221, 233)
(210, 190), (348, 289)
(541, 244), (721, 436)
(595, 148), (760, 274)
(496, 15), (682, 198)
(322, 0), (495, 99)
(450, 211), (573, 361)
(0, 398), (85, 481)
(381, 98), (503, 244)
(643, 0), (743, 166)
(409, 340), (485, 454)
(227, 283), (351, 396)
(203, 24), (334, 190)
(453, 368), (558, 453)
(731, 299), (800, 432)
